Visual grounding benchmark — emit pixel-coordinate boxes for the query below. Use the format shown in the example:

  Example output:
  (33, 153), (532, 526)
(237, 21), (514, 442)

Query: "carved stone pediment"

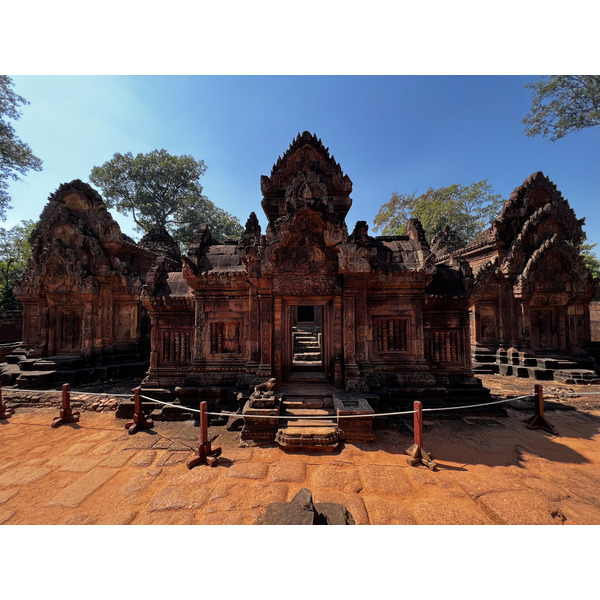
(272, 274), (342, 296)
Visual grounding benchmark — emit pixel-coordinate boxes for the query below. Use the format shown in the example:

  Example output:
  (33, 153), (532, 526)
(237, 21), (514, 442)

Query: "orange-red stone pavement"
(2, 375), (600, 525)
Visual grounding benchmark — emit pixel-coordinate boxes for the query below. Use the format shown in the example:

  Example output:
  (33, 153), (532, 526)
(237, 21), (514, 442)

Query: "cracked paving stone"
(98, 449), (138, 468)
(65, 514), (96, 525)
(46, 468), (119, 508)
(98, 510), (138, 525)
(359, 465), (414, 496)
(226, 462), (269, 480)
(311, 464), (363, 493)
(156, 452), (187, 467)
(0, 489), (18, 505)
(59, 456), (103, 472)
(147, 486), (211, 511)
(131, 450), (157, 467)
(269, 461), (307, 483)
(0, 466), (52, 487)
(362, 497), (417, 525)
(0, 509), (16, 525)
(123, 434), (160, 450)
(62, 442), (98, 457)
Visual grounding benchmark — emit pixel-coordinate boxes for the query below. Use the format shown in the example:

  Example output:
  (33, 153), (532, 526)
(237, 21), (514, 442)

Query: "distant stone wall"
(0, 310), (22, 344)
(591, 302), (600, 342)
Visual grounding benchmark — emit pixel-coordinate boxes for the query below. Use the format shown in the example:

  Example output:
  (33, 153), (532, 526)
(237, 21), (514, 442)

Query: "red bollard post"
(187, 401), (222, 469)
(0, 383), (15, 419)
(51, 383), (80, 428)
(125, 386), (154, 435)
(404, 400), (437, 471)
(526, 384), (557, 435)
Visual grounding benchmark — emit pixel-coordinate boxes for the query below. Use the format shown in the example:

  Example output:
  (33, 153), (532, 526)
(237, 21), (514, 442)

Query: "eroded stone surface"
(46, 468), (119, 508)
(0, 466), (52, 487)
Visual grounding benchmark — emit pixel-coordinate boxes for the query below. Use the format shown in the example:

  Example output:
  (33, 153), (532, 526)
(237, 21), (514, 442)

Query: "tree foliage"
(373, 180), (503, 242)
(523, 75), (600, 141)
(581, 241), (600, 300)
(0, 219), (35, 309)
(0, 76), (43, 220)
(89, 149), (243, 248)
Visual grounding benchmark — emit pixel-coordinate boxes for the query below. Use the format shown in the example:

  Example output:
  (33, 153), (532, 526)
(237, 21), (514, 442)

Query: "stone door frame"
(275, 296), (334, 384)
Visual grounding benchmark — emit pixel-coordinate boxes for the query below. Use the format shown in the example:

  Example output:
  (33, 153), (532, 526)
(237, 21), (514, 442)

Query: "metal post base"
(187, 441), (222, 469)
(525, 415), (557, 435)
(51, 408), (80, 428)
(405, 443), (437, 471)
(0, 404), (14, 419)
(125, 412), (154, 435)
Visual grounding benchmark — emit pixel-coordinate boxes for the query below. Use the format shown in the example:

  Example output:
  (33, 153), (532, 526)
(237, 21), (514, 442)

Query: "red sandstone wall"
(590, 301), (600, 342)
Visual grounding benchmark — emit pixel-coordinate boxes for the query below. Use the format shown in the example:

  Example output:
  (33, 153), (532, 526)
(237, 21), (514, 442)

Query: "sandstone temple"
(2, 132), (597, 447)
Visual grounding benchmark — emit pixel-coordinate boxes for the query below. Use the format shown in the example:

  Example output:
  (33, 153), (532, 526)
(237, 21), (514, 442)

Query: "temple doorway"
(533, 308), (557, 350)
(280, 301), (330, 382)
(291, 304), (323, 372)
(57, 308), (82, 354)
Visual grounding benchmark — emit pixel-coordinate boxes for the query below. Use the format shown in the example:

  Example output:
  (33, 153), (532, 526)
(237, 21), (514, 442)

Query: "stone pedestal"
(332, 390), (375, 443)
(241, 391), (281, 445)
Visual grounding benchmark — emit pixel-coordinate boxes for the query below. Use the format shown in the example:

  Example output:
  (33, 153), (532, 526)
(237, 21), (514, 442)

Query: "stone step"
(293, 353), (321, 360)
(283, 397), (331, 408)
(275, 425), (339, 451)
(284, 407), (334, 417)
(284, 418), (337, 427)
(15, 370), (57, 388)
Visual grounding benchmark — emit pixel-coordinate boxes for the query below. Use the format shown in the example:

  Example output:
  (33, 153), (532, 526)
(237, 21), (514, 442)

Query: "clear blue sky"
(5, 74), (600, 249)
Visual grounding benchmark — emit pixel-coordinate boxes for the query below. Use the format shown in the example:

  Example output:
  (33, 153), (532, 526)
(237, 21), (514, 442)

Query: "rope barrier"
(2, 383), (596, 422)
(137, 391), (535, 420)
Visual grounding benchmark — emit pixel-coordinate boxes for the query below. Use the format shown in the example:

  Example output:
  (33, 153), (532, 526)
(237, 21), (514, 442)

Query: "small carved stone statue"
(252, 377), (276, 398)
(247, 378), (277, 409)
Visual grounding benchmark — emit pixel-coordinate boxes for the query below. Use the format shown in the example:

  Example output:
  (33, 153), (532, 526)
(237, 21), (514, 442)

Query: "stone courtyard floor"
(2, 374), (600, 525)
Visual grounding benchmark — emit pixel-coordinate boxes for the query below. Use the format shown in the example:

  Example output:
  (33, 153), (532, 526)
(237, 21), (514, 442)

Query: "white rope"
(4, 384), (596, 421)
(138, 392), (533, 420)
(422, 394), (533, 412)
(141, 393), (415, 418)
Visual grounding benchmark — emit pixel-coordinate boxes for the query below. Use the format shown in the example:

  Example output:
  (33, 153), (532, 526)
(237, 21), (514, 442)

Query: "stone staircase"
(292, 326), (322, 365)
(0, 348), (149, 388)
(275, 386), (338, 451)
(274, 385), (375, 451)
(472, 348), (600, 384)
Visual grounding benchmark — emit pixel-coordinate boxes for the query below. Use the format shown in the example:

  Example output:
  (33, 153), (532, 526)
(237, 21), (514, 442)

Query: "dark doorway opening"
(291, 305), (323, 376)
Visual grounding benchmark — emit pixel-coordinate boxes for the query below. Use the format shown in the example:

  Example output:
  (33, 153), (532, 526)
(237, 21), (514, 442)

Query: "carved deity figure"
(252, 377), (276, 398)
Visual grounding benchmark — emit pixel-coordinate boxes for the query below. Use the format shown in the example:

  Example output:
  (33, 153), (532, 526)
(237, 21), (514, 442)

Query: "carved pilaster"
(46, 306), (55, 356)
(413, 298), (425, 362)
(343, 293), (359, 377)
(149, 311), (160, 370)
(193, 294), (206, 365)
(81, 302), (94, 359)
(333, 296), (344, 386)
(356, 286), (371, 372)
(257, 293), (272, 376)
(557, 306), (567, 350)
(246, 283), (260, 372)
(521, 303), (532, 350)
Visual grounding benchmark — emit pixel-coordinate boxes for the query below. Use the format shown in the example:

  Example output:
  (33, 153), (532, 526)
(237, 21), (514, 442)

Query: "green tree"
(373, 180), (503, 242)
(581, 241), (600, 300)
(0, 76), (43, 220)
(523, 75), (600, 141)
(0, 219), (35, 309)
(89, 149), (243, 248)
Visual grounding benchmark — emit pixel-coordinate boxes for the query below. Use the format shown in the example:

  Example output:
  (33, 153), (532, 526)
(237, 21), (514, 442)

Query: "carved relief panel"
(375, 318), (409, 353)
(162, 331), (192, 363)
(209, 321), (241, 354)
